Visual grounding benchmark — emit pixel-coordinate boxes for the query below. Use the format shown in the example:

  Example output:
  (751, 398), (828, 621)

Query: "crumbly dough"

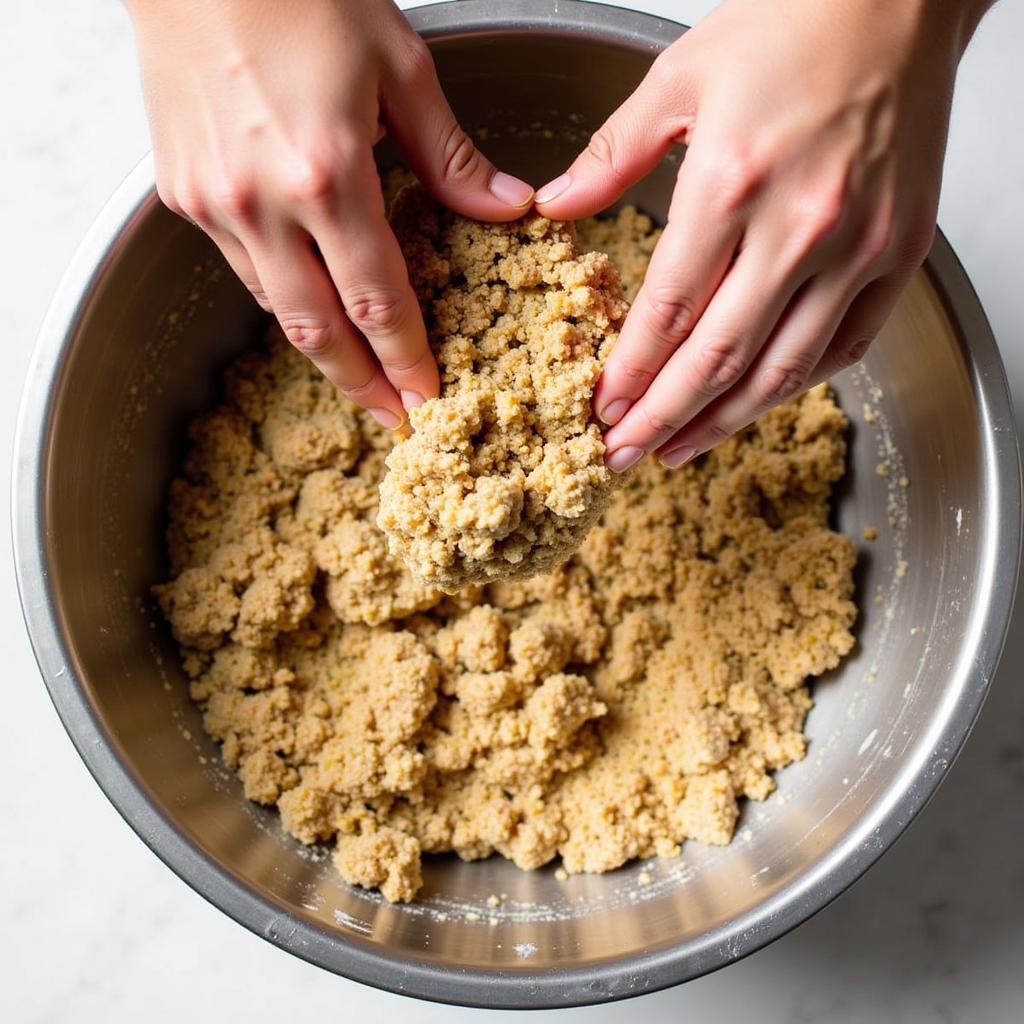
(154, 202), (857, 903)
(377, 186), (628, 592)
(575, 206), (661, 301)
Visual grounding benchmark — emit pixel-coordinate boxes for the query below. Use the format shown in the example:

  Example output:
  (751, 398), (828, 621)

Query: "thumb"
(534, 52), (696, 220)
(382, 56), (535, 222)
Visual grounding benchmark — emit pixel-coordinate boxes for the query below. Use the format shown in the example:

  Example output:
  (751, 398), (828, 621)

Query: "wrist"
(950, 0), (997, 50)
(829, 0), (993, 59)
(915, 0), (995, 57)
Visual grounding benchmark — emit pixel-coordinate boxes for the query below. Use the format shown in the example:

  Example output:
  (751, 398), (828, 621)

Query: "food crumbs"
(377, 184), (628, 592)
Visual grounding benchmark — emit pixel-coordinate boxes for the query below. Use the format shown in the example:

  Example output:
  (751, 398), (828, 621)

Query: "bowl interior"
(24, 15), (1013, 1003)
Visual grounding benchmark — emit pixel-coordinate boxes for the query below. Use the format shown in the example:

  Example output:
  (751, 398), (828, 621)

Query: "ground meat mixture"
(154, 199), (857, 903)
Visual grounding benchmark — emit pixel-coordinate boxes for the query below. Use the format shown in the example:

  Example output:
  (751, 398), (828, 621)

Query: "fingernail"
(598, 397), (631, 426)
(368, 406), (404, 430)
(535, 172), (571, 205)
(660, 445), (696, 469)
(400, 390), (426, 411)
(489, 171), (535, 208)
(605, 445), (644, 473)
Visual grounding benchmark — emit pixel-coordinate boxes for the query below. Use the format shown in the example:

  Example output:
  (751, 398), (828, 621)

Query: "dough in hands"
(377, 185), (629, 592)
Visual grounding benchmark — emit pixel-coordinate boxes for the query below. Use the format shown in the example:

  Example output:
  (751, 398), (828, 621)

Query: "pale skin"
(127, 0), (535, 431)
(127, 0), (995, 459)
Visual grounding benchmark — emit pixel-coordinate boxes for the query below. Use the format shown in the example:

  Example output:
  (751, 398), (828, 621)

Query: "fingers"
(382, 48), (534, 221)
(534, 52), (696, 218)
(246, 227), (407, 429)
(655, 271), (908, 466)
(304, 150), (440, 411)
(593, 156), (744, 426)
(159, 175), (273, 313)
(655, 272), (859, 465)
(602, 238), (802, 470)
(207, 228), (272, 312)
(806, 273), (909, 384)
(175, 137), (438, 417)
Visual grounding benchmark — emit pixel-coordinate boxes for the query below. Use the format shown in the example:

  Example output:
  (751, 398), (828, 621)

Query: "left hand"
(128, 0), (534, 431)
(535, 0), (982, 471)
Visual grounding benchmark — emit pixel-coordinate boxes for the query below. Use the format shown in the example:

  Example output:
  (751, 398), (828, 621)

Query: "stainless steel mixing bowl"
(13, 0), (1022, 1009)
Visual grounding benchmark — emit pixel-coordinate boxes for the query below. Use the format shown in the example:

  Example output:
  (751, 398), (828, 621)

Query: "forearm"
(810, 0), (998, 62)
(954, 0), (999, 47)
(900, 0), (999, 55)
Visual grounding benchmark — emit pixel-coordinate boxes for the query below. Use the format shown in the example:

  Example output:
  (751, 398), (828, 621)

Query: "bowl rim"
(12, 0), (1023, 1009)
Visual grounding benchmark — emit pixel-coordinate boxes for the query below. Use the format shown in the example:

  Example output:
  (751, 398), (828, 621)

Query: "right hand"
(127, 0), (535, 429)
(536, 0), (979, 471)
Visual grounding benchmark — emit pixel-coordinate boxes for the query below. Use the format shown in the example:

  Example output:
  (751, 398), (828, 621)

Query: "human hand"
(127, 0), (534, 429)
(536, 0), (988, 470)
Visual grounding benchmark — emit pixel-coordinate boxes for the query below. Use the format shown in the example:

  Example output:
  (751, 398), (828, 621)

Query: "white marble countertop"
(3, 1), (1022, 1020)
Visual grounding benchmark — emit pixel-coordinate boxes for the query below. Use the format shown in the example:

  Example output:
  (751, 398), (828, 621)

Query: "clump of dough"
(333, 828), (423, 905)
(154, 199), (858, 903)
(155, 334), (444, 641)
(376, 185), (629, 592)
(154, 526), (315, 650)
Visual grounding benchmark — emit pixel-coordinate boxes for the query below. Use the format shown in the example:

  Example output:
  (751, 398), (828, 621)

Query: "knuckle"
(280, 318), (335, 356)
(790, 185), (846, 252)
(614, 353), (656, 387)
(901, 216), (936, 269)
(212, 174), (257, 222)
(839, 334), (874, 368)
(858, 209), (897, 269)
(343, 286), (406, 333)
(247, 284), (271, 311)
(440, 123), (484, 186)
(586, 125), (615, 168)
(391, 35), (435, 87)
(380, 346), (431, 376)
(703, 419), (734, 445)
(156, 178), (183, 216)
(339, 373), (379, 402)
(707, 145), (766, 216)
(646, 48), (683, 92)
(643, 288), (697, 347)
(690, 336), (749, 394)
(639, 403), (679, 438)
(285, 153), (338, 206)
(174, 183), (209, 225)
(756, 361), (812, 405)
(586, 125), (631, 191)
